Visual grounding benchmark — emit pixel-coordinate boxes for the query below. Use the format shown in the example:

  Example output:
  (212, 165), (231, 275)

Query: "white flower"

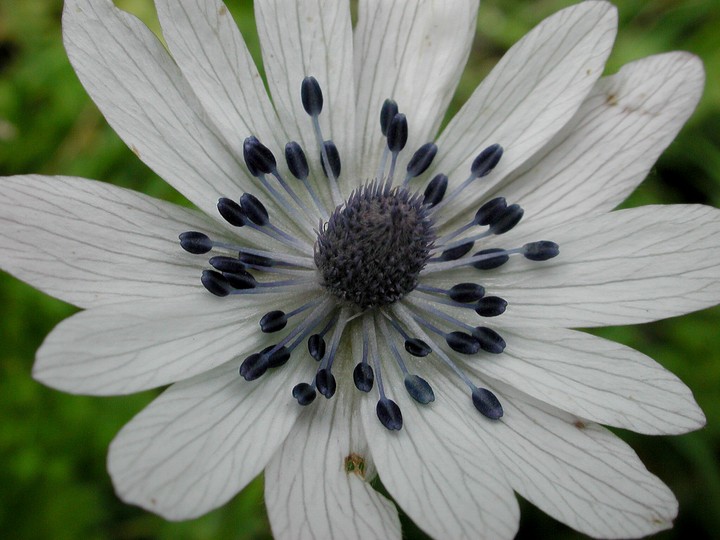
(1, 0), (718, 538)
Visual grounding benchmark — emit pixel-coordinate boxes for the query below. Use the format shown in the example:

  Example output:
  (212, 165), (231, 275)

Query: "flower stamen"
(179, 75), (560, 431)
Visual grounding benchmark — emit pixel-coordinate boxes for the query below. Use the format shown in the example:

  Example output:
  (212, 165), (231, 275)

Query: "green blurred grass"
(1, 0), (719, 538)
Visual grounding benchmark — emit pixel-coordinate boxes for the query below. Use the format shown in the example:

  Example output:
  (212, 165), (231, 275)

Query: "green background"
(1, 0), (719, 538)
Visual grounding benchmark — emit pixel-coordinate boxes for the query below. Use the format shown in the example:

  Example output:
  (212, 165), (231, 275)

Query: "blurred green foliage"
(1, 0), (719, 538)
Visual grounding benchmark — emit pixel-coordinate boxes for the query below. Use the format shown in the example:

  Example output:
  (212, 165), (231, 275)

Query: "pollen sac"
(387, 113), (408, 152)
(223, 270), (257, 290)
(406, 142), (438, 178)
(320, 140), (341, 178)
(446, 331), (481, 355)
(239, 352), (269, 381)
(243, 136), (277, 175)
(285, 141), (309, 180)
(238, 252), (275, 268)
(308, 334), (326, 361)
(448, 283), (485, 303)
(472, 387), (503, 419)
(217, 197), (247, 227)
(475, 296), (508, 317)
(179, 231), (213, 254)
(259, 310), (288, 333)
(353, 363), (374, 392)
(263, 345), (291, 368)
(471, 143), (503, 178)
(474, 197), (507, 226)
(301, 76), (323, 116)
(240, 193), (269, 226)
(404, 338), (431, 357)
(377, 398), (403, 431)
(316, 368), (337, 398)
(404, 374), (435, 404)
(523, 241), (560, 261)
(472, 248), (510, 270)
(423, 173), (448, 207)
(315, 183), (435, 309)
(380, 99), (399, 136)
(472, 327), (506, 354)
(201, 269), (232, 297)
(438, 241), (474, 262)
(490, 204), (524, 235)
(209, 256), (246, 274)
(293, 383), (317, 406)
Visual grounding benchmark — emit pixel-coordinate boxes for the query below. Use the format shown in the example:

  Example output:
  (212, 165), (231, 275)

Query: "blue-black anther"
(240, 193), (269, 226)
(471, 143), (503, 178)
(201, 269), (232, 297)
(474, 197), (507, 226)
(380, 99), (399, 136)
(263, 345), (291, 368)
(259, 310), (287, 333)
(320, 140), (341, 178)
(243, 136), (277, 175)
(448, 283), (485, 303)
(353, 363), (374, 392)
(285, 141), (309, 180)
(438, 241), (474, 262)
(315, 368), (336, 398)
(308, 334), (326, 361)
(472, 248), (510, 270)
(472, 327), (506, 354)
(301, 76), (323, 116)
(239, 352), (269, 381)
(523, 241), (560, 261)
(377, 398), (403, 431)
(490, 204), (524, 235)
(292, 382), (316, 405)
(208, 256), (246, 274)
(179, 231), (213, 254)
(446, 331), (481, 355)
(475, 296), (508, 317)
(238, 252), (275, 268)
(387, 113), (408, 152)
(223, 270), (257, 290)
(423, 173), (448, 207)
(406, 142), (438, 178)
(404, 375), (435, 404)
(472, 387), (503, 419)
(217, 197), (247, 227)
(404, 338), (431, 357)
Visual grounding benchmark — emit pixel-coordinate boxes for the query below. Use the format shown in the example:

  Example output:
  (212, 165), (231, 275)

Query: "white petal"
(504, 205), (720, 326)
(433, 1), (617, 226)
(436, 205), (720, 327)
(496, 52), (705, 231)
(353, 0), (479, 177)
(255, 0), (358, 188)
(469, 327), (705, 434)
(0, 175), (215, 308)
(480, 387), (678, 538)
(108, 356), (310, 520)
(155, 0), (281, 150)
(63, 0), (302, 233)
(361, 328), (519, 539)
(265, 393), (401, 540)
(34, 291), (302, 395)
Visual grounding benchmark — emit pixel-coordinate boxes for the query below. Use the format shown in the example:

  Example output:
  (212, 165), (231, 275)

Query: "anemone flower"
(1, 0), (719, 538)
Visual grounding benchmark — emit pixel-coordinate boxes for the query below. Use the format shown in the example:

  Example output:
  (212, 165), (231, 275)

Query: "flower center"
(315, 182), (435, 309)
(178, 75), (561, 432)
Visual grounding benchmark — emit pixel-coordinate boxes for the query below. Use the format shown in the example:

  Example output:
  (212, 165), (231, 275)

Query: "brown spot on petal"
(605, 93), (618, 106)
(131, 145), (141, 158)
(573, 420), (586, 429)
(219, 5), (228, 16)
(344, 453), (366, 478)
